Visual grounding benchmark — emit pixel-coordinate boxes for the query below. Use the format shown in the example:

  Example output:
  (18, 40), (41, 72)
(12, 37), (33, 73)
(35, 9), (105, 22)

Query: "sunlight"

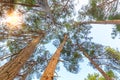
(5, 10), (23, 30)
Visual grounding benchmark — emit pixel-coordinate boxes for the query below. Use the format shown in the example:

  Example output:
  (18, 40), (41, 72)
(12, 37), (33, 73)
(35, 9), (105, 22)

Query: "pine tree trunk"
(0, 34), (44, 80)
(40, 34), (67, 80)
(78, 45), (112, 80)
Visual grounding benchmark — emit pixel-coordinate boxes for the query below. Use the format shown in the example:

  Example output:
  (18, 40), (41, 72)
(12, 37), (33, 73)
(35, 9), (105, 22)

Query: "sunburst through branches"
(3, 10), (24, 30)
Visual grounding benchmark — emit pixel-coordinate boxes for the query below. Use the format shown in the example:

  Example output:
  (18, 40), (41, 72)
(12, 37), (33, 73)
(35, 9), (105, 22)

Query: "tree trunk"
(40, 34), (67, 80)
(78, 45), (112, 80)
(0, 33), (44, 80)
(0, 1), (40, 7)
(80, 20), (120, 25)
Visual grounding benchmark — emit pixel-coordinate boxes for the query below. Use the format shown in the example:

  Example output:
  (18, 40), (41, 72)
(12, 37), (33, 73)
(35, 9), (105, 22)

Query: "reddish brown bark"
(0, 1), (40, 7)
(80, 20), (120, 25)
(0, 33), (44, 80)
(40, 34), (67, 80)
(78, 45), (112, 80)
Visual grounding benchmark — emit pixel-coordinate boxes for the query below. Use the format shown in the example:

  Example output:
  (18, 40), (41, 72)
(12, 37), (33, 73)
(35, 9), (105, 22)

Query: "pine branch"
(0, 2), (40, 7)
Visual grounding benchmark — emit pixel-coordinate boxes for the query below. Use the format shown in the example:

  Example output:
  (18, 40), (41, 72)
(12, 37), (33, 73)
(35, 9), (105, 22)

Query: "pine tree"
(0, 33), (45, 80)
(77, 44), (112, 80)
(40, 34), (67, 80)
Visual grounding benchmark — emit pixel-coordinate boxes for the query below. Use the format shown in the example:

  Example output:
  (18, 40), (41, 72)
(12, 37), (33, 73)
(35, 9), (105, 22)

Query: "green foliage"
(106, 70), (115, 78)
(73, 52), (81, 58)
(108, 14), (120, 20)
(7, 39), (27, 54)
(61, 24), (92, 74)
(105, 47), (120, 72)
(85, 73), (99, 80)
(64, 23), (71, 31)
(87, 0), (104, 20)
(16, 0), (36, 4)
(105, 46), (120, 61)
(85, 0), (119, 20)
(25, 0), (36, 4)
(15, 0), (36, 10)
(98, 77), (105, 80)
(24, 0), (36, 10)
(85, 70), (116, 80)
(116, 25), (120, 32)
(16, 0), (24, 3)
(111, 24), (120, 39)
(89, 50), (95, 57)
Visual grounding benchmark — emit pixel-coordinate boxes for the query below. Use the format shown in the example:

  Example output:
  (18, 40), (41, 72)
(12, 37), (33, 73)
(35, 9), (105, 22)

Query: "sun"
(5, 10), (23, 30)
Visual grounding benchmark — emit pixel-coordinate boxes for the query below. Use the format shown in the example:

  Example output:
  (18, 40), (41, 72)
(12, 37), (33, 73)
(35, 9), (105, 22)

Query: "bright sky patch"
(4, 10), (23, 30)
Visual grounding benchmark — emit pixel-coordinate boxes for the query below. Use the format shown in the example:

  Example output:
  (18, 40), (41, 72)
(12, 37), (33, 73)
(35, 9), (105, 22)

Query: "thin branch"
(0, 2), (40, 7)
(97, 0), (117, 7)
(62, 0), (70, 11)
(76, 20), (120, 25)
(52, 0), (70, 24)
(99, 63), (120, 70)
(92, 57), (114, 60)
(0, 53), (17, 61)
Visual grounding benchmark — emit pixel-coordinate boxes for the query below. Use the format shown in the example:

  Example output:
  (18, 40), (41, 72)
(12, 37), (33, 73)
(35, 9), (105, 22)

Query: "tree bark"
(80, 20), (120, 25)
(0, 33), (45, 80)
(0, 1), (40, 7)
(40, 34), (67, 80)
(77, 44), (112, 80)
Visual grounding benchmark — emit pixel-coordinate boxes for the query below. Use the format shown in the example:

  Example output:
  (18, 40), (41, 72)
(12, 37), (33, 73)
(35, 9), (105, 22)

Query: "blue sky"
(91, 24), (120, 49)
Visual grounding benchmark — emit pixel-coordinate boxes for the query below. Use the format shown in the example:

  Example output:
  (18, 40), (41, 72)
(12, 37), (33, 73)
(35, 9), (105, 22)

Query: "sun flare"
(5, 10), (23, 30)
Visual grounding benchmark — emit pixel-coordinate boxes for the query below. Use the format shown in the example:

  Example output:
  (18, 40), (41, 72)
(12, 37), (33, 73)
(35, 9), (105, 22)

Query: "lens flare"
(5, 10), (23, 30)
